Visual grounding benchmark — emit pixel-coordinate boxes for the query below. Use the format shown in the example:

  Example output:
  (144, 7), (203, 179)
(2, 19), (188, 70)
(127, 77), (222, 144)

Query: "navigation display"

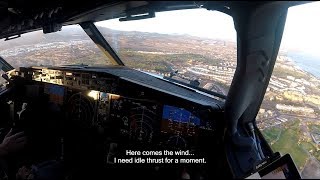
(162, 105), (200, 125)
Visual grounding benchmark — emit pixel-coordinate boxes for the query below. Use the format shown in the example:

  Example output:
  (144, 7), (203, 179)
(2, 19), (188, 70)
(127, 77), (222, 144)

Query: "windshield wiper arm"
(0, 56), (14, 82)
(80, 21), (125, 66)
(0, 56), (14, 72)
(163, 76), (227, 99)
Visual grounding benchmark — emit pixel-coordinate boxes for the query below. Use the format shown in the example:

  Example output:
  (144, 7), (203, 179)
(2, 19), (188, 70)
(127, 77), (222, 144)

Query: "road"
(258, 110), (319, 129)
(279, 113), (319, 122)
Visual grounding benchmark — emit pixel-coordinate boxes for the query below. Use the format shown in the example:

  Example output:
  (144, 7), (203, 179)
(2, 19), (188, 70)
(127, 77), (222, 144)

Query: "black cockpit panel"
(0, 66), (226, 179)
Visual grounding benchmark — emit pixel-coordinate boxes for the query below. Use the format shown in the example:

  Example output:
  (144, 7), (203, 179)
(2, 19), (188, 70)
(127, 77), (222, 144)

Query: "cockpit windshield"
(95, 8), (237, 95)
(0, 8), (236, 96)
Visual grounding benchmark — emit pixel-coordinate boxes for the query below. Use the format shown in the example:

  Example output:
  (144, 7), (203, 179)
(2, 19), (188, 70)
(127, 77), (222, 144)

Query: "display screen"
(246, 154), (301, 179)
(162, 105), (200, 126)
(261, 164), (291, 179)
(44, 84), (65, 105)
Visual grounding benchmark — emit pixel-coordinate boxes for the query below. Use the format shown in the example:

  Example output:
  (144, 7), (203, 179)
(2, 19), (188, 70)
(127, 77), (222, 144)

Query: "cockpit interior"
(0, 1), (310, 179)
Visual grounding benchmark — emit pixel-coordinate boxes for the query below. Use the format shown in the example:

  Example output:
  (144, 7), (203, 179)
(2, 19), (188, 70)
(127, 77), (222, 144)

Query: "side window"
(0, 25), (111, 85)
(0, 25), (111, 69)
(258, 2), (320, 178)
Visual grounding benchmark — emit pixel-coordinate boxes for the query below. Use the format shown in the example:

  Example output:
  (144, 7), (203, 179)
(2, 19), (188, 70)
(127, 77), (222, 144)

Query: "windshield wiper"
(119, 11), (155, 22)
(163, 75), (227, 99)
(80, 21), (125, 66)
(5, 34), (21, 41)
(0, 56), (14, 82)
(0, 56), (14, 72)
(59, 63), (89, 67)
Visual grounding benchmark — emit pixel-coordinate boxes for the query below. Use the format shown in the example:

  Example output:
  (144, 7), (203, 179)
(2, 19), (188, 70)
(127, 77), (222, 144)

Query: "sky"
(96, 2), (320, 57)
(281, 2), (320, 55)
(95, 8), (237, 41)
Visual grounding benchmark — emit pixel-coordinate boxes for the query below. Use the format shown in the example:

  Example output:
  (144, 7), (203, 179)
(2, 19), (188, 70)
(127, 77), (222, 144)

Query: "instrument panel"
(61, 89), (216, 150)
(8, 65), (223, 168)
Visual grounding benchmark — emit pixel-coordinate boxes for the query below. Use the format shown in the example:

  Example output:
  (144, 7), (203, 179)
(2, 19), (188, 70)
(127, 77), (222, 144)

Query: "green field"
(300, 139), (320, 162)
(262, 120), (308, 170)
(308, 124), (320, 133)
(262, 126), (281, 143)
(300, 142), (315, 152)
(272, 64), (310, 79)
(263, 121), (320, 169)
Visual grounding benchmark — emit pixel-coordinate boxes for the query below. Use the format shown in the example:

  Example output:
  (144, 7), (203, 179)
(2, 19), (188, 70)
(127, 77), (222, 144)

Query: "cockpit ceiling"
(0, 1), (311, 40)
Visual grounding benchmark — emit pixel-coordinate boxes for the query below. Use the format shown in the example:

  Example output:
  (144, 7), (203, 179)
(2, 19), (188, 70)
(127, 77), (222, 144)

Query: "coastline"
(286, 52), (320, 79)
